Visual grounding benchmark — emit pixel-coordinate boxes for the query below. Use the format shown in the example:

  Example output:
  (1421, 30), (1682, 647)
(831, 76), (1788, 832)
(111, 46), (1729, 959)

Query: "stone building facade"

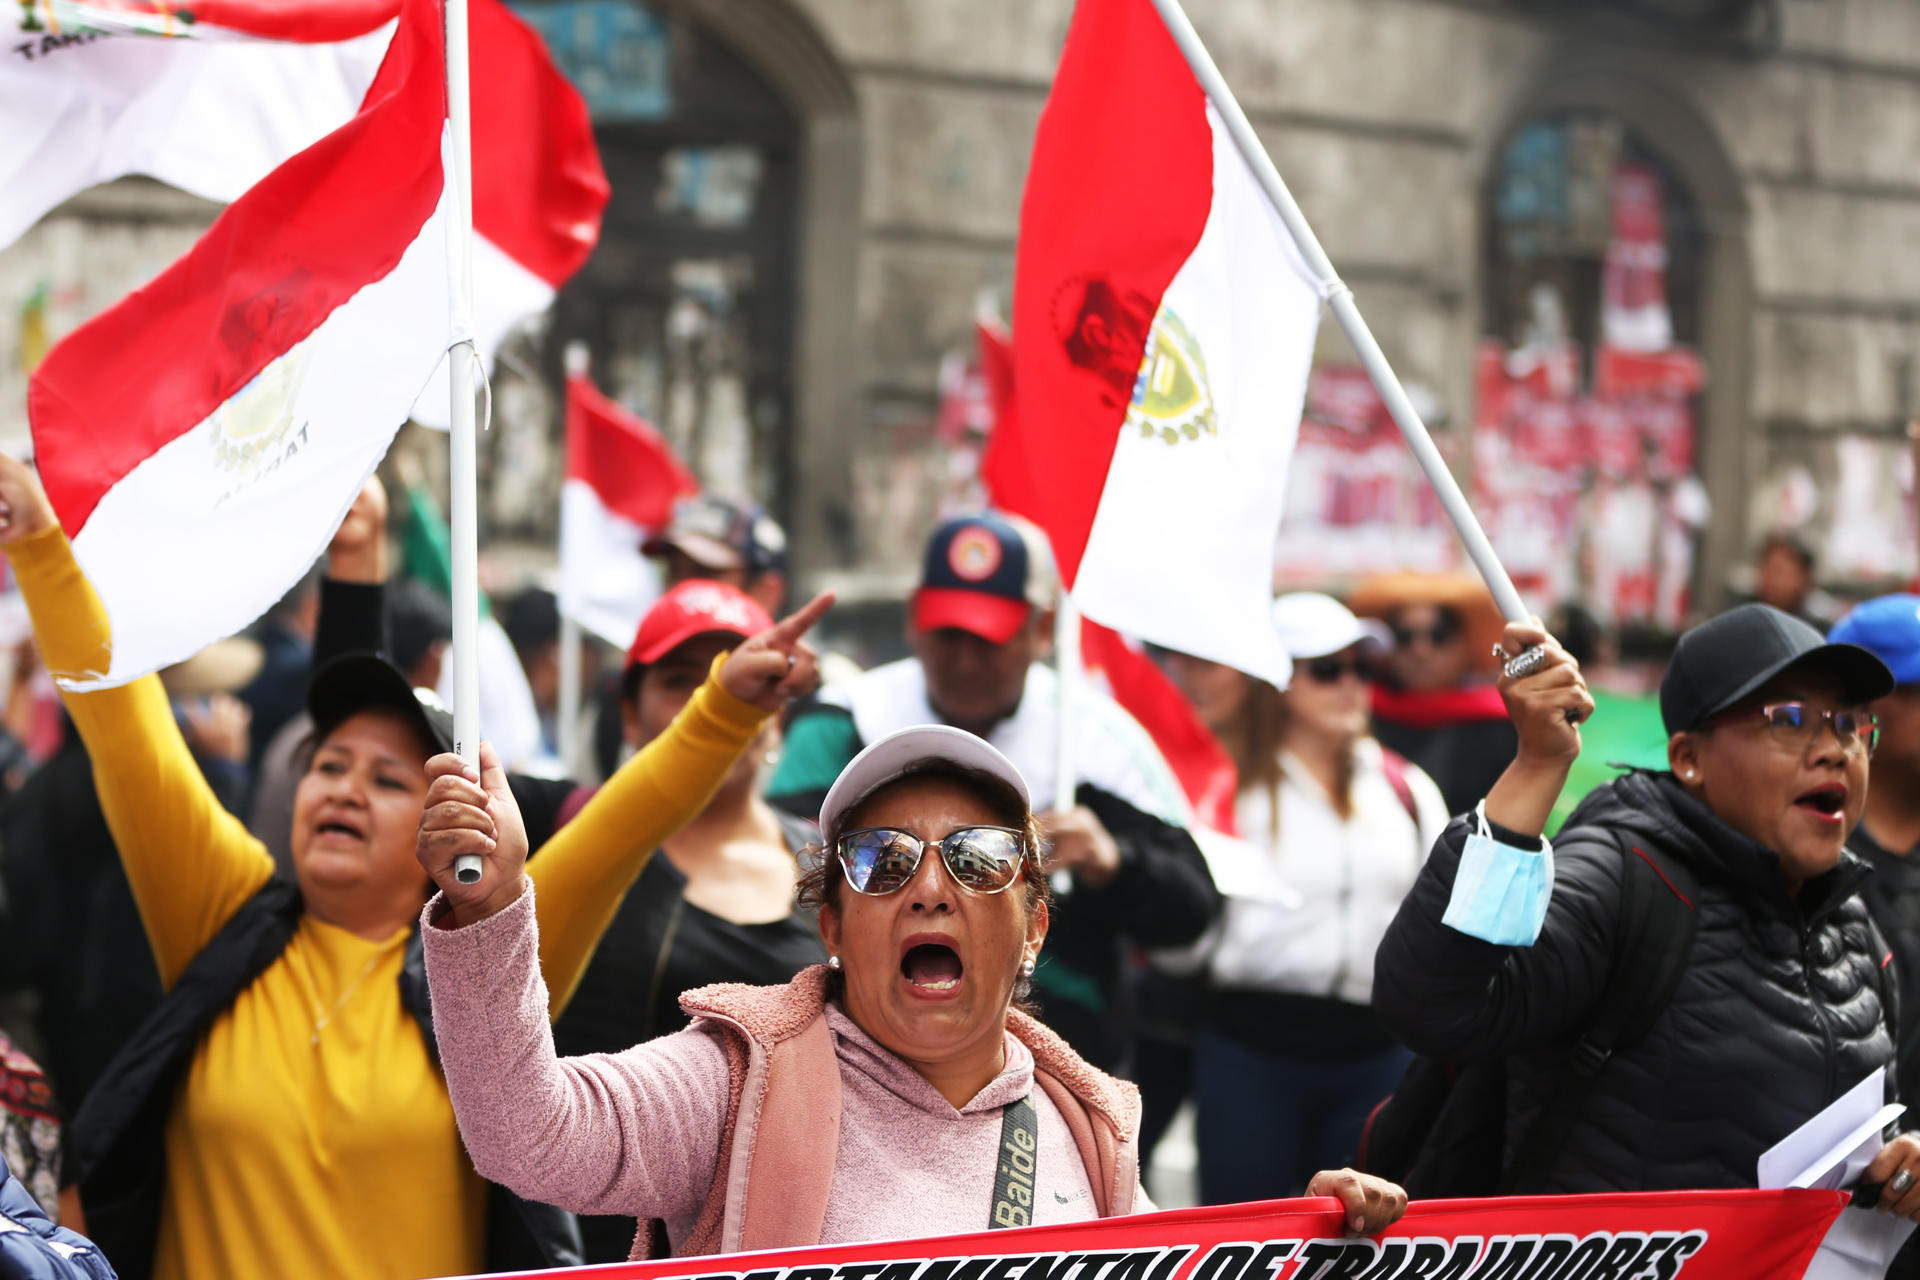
(709, 0), (1920, 617)
(7, 0), (1920, 621)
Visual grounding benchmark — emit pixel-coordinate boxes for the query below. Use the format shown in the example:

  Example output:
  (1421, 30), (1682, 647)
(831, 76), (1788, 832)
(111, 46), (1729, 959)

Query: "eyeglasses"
(1708, 702), (1881, 757)
(1301, 654), (1374, 684)
(1391, 622), (1460, 649)
(833, 826), (1033, 896)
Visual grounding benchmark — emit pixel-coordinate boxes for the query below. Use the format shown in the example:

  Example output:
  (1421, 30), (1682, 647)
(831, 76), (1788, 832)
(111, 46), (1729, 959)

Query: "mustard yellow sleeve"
(527, 653), (770, 1012)
(9, 525), (275, 990)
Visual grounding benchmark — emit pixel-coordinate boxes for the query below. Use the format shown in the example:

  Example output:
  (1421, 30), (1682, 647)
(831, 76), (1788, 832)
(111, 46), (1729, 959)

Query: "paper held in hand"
(1758, 1067), (1913, 1280)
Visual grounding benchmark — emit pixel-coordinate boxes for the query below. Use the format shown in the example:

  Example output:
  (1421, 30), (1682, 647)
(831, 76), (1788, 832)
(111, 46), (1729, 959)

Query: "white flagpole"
(1147, 0), (1532, 627)
(556, 611), (584, 775)
(446, 0), (486, 885)
(1051, 590), (1080, 895)
(556, 342), (589, 779)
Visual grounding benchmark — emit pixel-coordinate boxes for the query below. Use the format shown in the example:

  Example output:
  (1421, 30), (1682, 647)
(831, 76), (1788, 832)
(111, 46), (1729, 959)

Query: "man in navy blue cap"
(768, 511), (1220, 1070)
(1832, 594), (1920, 1100)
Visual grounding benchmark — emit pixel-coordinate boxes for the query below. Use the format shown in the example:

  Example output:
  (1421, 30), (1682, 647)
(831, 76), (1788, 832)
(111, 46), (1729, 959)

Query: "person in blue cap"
(1832, 594), (1920, 1100)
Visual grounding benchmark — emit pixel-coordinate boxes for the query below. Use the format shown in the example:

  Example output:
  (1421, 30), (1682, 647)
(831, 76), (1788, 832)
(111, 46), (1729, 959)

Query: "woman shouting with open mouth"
(419, 724), (1408, 1257)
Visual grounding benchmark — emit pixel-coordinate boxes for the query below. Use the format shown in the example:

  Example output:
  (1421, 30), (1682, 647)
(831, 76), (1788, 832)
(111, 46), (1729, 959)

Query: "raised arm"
(419, 591), (834, 1010)
(419, 882), (731, 1221)
(1372, 621), (1610, 1059)
(312, 475), (390, 668)
(0, 456), (273, 988)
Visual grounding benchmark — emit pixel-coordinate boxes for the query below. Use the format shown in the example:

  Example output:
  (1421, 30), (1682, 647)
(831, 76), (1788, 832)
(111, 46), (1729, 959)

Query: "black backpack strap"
(1501, 834), (1699, 1192)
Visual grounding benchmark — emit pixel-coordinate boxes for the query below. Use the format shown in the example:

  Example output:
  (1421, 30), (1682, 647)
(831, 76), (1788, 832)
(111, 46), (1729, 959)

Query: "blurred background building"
(5, 0), (1918, 633)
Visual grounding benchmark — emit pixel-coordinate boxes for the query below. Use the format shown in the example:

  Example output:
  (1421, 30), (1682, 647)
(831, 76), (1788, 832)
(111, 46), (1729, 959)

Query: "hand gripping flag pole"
(1146, 0), (1533, 630)
(446, 0), (487, 885)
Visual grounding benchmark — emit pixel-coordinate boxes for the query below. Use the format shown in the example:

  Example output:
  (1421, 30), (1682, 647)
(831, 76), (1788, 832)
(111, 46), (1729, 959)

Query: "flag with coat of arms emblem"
(27, 0), (455, 688)
(2, 0), (607, 426)
(994, 0), (1323, 687)
(978, 318), (1240, 832)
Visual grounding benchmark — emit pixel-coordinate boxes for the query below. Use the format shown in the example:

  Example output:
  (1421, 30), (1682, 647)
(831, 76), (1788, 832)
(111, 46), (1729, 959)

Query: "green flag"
(1549, 686), (1670, 834)
(399, 482), (489, 616)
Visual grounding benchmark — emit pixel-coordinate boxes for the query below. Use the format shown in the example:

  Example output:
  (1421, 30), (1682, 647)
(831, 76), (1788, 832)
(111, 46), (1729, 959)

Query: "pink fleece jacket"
(422, 884), (1150, 1258)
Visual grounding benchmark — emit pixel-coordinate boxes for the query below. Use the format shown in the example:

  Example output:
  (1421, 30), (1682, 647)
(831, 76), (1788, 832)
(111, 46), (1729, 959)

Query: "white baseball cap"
(819, 724), (1032, 839)
(1271, 592), (1392, 661)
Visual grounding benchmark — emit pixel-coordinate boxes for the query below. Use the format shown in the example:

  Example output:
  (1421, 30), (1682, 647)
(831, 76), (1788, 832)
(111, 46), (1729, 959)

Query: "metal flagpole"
(446, 0), (486, 885)
(556, 342), (589, 779)
(1147, 0), (1532, 627)
(1051, 590), (1080, 895)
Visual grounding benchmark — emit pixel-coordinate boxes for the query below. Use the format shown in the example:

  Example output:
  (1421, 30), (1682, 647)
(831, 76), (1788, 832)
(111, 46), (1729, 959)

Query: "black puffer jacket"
(1375, 769), (1896, 1193)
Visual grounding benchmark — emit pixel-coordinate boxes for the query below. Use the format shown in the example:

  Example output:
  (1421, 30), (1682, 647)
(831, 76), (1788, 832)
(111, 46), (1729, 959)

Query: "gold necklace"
(309, 941), (402, 1048)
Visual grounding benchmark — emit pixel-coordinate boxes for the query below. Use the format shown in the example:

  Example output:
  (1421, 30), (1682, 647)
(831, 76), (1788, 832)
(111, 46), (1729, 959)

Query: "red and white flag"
(1001, 0), (1322, 687)
(980, 320), (1239, 832)
(28, 0), (454, 688)
(1079, 620), (1239, 833)
(3, 0), (607, 425)
(559, 374), (699, 648)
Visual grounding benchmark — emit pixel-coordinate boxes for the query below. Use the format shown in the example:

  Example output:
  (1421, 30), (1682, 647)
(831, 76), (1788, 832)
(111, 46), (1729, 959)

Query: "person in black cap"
(643, 494), (788, 617)
(0, 451), (832, 1280)
(1374, 605), (1920, 1205)
(767, 512), (1219, 1072)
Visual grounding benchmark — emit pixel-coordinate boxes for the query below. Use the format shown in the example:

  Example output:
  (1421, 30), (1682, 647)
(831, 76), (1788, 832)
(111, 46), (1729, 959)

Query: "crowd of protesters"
(0, 449), (1917, 1279)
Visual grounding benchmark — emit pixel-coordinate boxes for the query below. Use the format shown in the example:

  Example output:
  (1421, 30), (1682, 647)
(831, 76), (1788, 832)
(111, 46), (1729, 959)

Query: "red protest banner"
(476, 1190), (1844, 1280)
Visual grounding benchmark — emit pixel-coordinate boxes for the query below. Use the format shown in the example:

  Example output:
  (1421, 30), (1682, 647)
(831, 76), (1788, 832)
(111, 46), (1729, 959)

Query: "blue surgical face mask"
(1442, 802), (1555, 947)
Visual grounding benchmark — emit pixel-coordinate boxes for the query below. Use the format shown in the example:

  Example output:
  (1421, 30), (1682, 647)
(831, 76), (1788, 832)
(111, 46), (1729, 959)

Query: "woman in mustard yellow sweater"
(0, 454), (827, 1280)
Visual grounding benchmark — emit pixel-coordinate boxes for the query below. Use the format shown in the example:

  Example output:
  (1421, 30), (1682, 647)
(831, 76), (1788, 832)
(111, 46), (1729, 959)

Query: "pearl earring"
(1020, 958), (1035, 978)
(827, 955), (841, 970)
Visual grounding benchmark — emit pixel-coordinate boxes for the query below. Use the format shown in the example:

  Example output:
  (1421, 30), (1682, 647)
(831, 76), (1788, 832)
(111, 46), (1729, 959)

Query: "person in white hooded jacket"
(1163, 593), (1448, 1205)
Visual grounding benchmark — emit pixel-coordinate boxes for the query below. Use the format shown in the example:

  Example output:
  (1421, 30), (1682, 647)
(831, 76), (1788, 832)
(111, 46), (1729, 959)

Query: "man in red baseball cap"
(905, 511), (1057, 734)
(766, 511), (1220, 1071)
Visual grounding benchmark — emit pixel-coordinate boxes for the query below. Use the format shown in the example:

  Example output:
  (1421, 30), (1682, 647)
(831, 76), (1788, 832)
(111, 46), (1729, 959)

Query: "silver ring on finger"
(1889, 1169), (1914, 1197)
(1502, 647), (1549, 680)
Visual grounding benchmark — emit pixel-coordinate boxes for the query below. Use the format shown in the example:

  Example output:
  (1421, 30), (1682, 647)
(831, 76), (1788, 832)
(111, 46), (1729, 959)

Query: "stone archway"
(1470, 45), (1753, 617)
(655, 0), (861, 578)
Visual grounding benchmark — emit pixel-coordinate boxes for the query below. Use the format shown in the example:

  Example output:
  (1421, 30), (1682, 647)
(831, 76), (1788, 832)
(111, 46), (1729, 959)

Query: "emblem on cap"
(948, 526), (1003, 582)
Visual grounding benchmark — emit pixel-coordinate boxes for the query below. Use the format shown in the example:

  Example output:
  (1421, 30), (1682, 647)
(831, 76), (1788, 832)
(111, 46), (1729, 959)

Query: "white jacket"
(1205, 738), (1448, 1006)
(820, 656), (1190, 827)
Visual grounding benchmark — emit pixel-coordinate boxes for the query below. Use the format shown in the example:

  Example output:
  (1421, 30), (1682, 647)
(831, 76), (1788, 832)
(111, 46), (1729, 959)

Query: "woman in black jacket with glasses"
(1375, 605), (1920, 1209)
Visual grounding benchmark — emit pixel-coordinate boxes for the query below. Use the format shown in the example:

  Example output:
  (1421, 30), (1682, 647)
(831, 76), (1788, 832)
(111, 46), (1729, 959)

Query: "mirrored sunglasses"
(834, 825), (1031, 896)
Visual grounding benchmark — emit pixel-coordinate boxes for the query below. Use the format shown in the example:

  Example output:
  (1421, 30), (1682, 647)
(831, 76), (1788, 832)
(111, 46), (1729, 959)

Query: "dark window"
(507, 0), (800, 533)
